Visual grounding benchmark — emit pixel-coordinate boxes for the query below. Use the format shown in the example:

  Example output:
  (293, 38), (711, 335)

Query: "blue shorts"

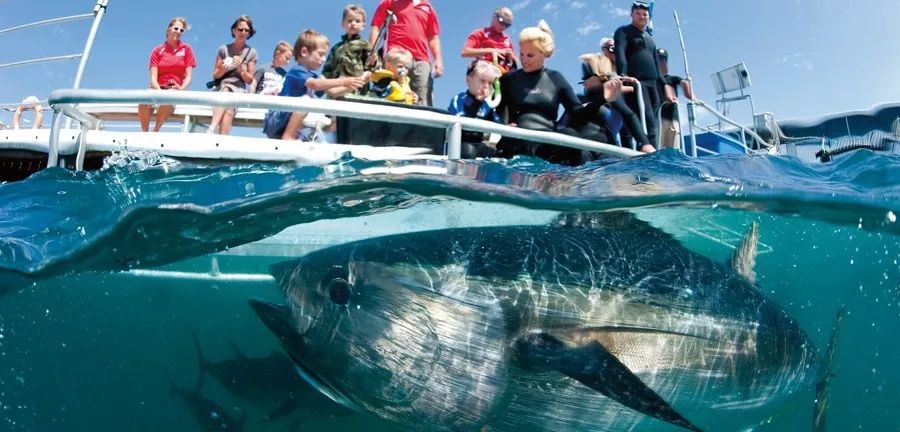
(263, 110), (291, 139)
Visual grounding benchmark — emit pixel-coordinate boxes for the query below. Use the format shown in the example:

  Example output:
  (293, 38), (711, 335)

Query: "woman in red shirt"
(138, 17), (196, 132)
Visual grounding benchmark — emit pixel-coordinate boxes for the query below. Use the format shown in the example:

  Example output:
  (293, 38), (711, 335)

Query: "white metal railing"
(689, 99), (770, 154)
(46, 88), (641, 169)
(0, 0), (109, 130)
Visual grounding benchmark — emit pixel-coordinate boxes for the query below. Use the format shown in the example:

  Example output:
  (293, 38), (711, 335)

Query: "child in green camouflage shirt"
(322, 4), (372, 97)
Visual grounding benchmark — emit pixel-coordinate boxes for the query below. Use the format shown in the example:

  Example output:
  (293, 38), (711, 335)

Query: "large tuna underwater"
(251, 212), (839, 432)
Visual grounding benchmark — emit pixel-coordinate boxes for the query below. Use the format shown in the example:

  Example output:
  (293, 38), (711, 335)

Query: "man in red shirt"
(461, 7), (517, 74)
(368, 0), (443, 106)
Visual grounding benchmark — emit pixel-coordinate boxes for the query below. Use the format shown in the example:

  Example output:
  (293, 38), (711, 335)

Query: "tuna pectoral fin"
(514, 333), (703, 432)
(814, 306), (848, 432)
(248, 298), (304, 350)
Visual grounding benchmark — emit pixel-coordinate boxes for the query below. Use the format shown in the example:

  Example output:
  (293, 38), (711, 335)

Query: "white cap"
(21, 95), (40, 107)
(599, 37), (614, 49)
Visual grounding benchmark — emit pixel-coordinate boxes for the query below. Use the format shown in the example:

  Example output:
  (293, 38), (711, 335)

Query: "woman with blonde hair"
(138, 17), (196, 132)
(564, 52), (654, 153)
(497, 20), (583, 165)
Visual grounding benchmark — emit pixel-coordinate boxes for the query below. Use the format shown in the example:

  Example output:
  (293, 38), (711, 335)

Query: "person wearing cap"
(12, 96), (43, 130)
(461, 7), (517, 73)
(613, 0), (665, 148)
(656, 47), (694, 148)
(599, 37), (616, 63)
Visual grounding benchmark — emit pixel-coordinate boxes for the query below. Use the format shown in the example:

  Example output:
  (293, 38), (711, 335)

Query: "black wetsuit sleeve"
(498, 73), (512, 123)
(549, 70), (579, 117)
(613, 27), (628, 76)
(612, 97), (651, 146)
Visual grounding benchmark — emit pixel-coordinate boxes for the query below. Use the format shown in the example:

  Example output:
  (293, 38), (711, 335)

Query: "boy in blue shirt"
(263, 29), (366, 140)
(446, 60), (502, 157)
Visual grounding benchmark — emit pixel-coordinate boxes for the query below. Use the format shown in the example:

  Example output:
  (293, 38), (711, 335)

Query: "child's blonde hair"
(293, 29), (330, 61)
(466, 60), (501, 80)
(519, 20), (555, 57)
(384, 48), (413, 68)
(342, 4), (367, 22)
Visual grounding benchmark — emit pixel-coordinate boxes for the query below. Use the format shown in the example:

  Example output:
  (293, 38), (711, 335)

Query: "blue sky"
(1, 0), (898, 128)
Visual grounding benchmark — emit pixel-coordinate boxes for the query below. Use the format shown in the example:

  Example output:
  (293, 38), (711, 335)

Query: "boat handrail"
(46, 88), (641, 168)
(689, 99), (770, 152)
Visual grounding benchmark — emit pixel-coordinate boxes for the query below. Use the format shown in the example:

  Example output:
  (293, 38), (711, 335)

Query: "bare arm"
(681, 80), (695, 100)
(179, 67), (193, 90)
(149, 66), (161, 90)
(429, 36), (443, 78)
(238, 60), (256, 84)
(212, 56), (227, 79)
(306, 75), (366, 93)
(366, 26), (381, 66)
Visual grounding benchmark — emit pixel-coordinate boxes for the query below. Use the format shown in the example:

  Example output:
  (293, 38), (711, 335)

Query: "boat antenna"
(673, 9), (698, 156)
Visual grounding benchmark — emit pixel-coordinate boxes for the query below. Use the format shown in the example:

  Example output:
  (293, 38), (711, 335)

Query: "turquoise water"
(0, 149), (897, 431)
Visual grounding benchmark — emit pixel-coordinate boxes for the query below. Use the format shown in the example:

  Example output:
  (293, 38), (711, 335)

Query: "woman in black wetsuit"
(565, 53), (655, 154)
(496, 20), (583, 166)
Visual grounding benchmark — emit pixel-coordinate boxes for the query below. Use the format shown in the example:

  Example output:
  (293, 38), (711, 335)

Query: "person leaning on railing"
(138, 17), (196, 132)
(561, 53), (654, 154)
(496, 20), (583, 166)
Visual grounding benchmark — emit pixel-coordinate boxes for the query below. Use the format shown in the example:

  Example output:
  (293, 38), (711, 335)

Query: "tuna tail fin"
(225, 337), (248, 361)
(814, 306), (849, 432)
(514, 332), (704, 432)
(730, 221), (759, 284)
(188, 325), (208, 390)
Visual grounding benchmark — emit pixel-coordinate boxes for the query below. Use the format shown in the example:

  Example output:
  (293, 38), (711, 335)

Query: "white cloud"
(576, 21), (602, 36)
(571, 1), (587, 9)
(606, 2), (631, 18)
(777, 52), (815, 72)
(510, 0), (531, 11)
(541, 2), (560, 20)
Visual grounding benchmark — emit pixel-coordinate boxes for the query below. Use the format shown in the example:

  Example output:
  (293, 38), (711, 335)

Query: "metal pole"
(0, 13), (94, 35)
(674, 10), (698, 158)
(65, 0), (109, 130)
(75, 124), (89, 170)
(446, 122), (462, 159)
(634, 80), (646, 151)
(48, 109), (64, 167)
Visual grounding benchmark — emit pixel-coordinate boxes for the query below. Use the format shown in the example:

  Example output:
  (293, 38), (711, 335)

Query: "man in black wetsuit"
(613, 0), (665, 148)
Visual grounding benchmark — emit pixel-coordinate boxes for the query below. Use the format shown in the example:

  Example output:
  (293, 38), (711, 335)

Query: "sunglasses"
(494, 14), (511, 28)
(235, 28), (252, 33)
(604, 45), (615, 53)
(170, 26), (184, 33)
(632, 0), (650, 10)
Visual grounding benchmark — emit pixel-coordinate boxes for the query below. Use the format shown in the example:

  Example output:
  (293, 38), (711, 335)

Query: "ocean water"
(0, 149), (897, 431)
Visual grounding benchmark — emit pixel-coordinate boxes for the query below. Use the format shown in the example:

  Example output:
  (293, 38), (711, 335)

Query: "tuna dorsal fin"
(730, 222), (760, 284)
(513, 332), (703, 432)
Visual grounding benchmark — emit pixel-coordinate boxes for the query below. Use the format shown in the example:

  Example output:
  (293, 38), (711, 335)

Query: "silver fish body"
(256, 216), (821, 431)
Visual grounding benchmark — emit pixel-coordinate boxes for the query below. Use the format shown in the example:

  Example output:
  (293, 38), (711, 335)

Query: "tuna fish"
(251, 212), (827, 432)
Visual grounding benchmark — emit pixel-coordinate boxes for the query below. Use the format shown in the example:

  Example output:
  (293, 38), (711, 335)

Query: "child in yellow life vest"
(370, 48), (418, 104)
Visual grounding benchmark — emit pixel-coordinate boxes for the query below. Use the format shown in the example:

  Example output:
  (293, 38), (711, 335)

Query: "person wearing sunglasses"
(138, 17), (196, 132)
(613, 0), (665, 149)
(207, 15), (259, 135)
(461, 7), (517, 74)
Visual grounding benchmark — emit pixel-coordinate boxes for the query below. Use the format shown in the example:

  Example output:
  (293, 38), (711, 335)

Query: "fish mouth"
(289, 352), (361, 412)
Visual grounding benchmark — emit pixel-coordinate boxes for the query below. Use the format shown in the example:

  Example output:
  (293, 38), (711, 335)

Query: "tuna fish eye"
(327, 278), (352, 306)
